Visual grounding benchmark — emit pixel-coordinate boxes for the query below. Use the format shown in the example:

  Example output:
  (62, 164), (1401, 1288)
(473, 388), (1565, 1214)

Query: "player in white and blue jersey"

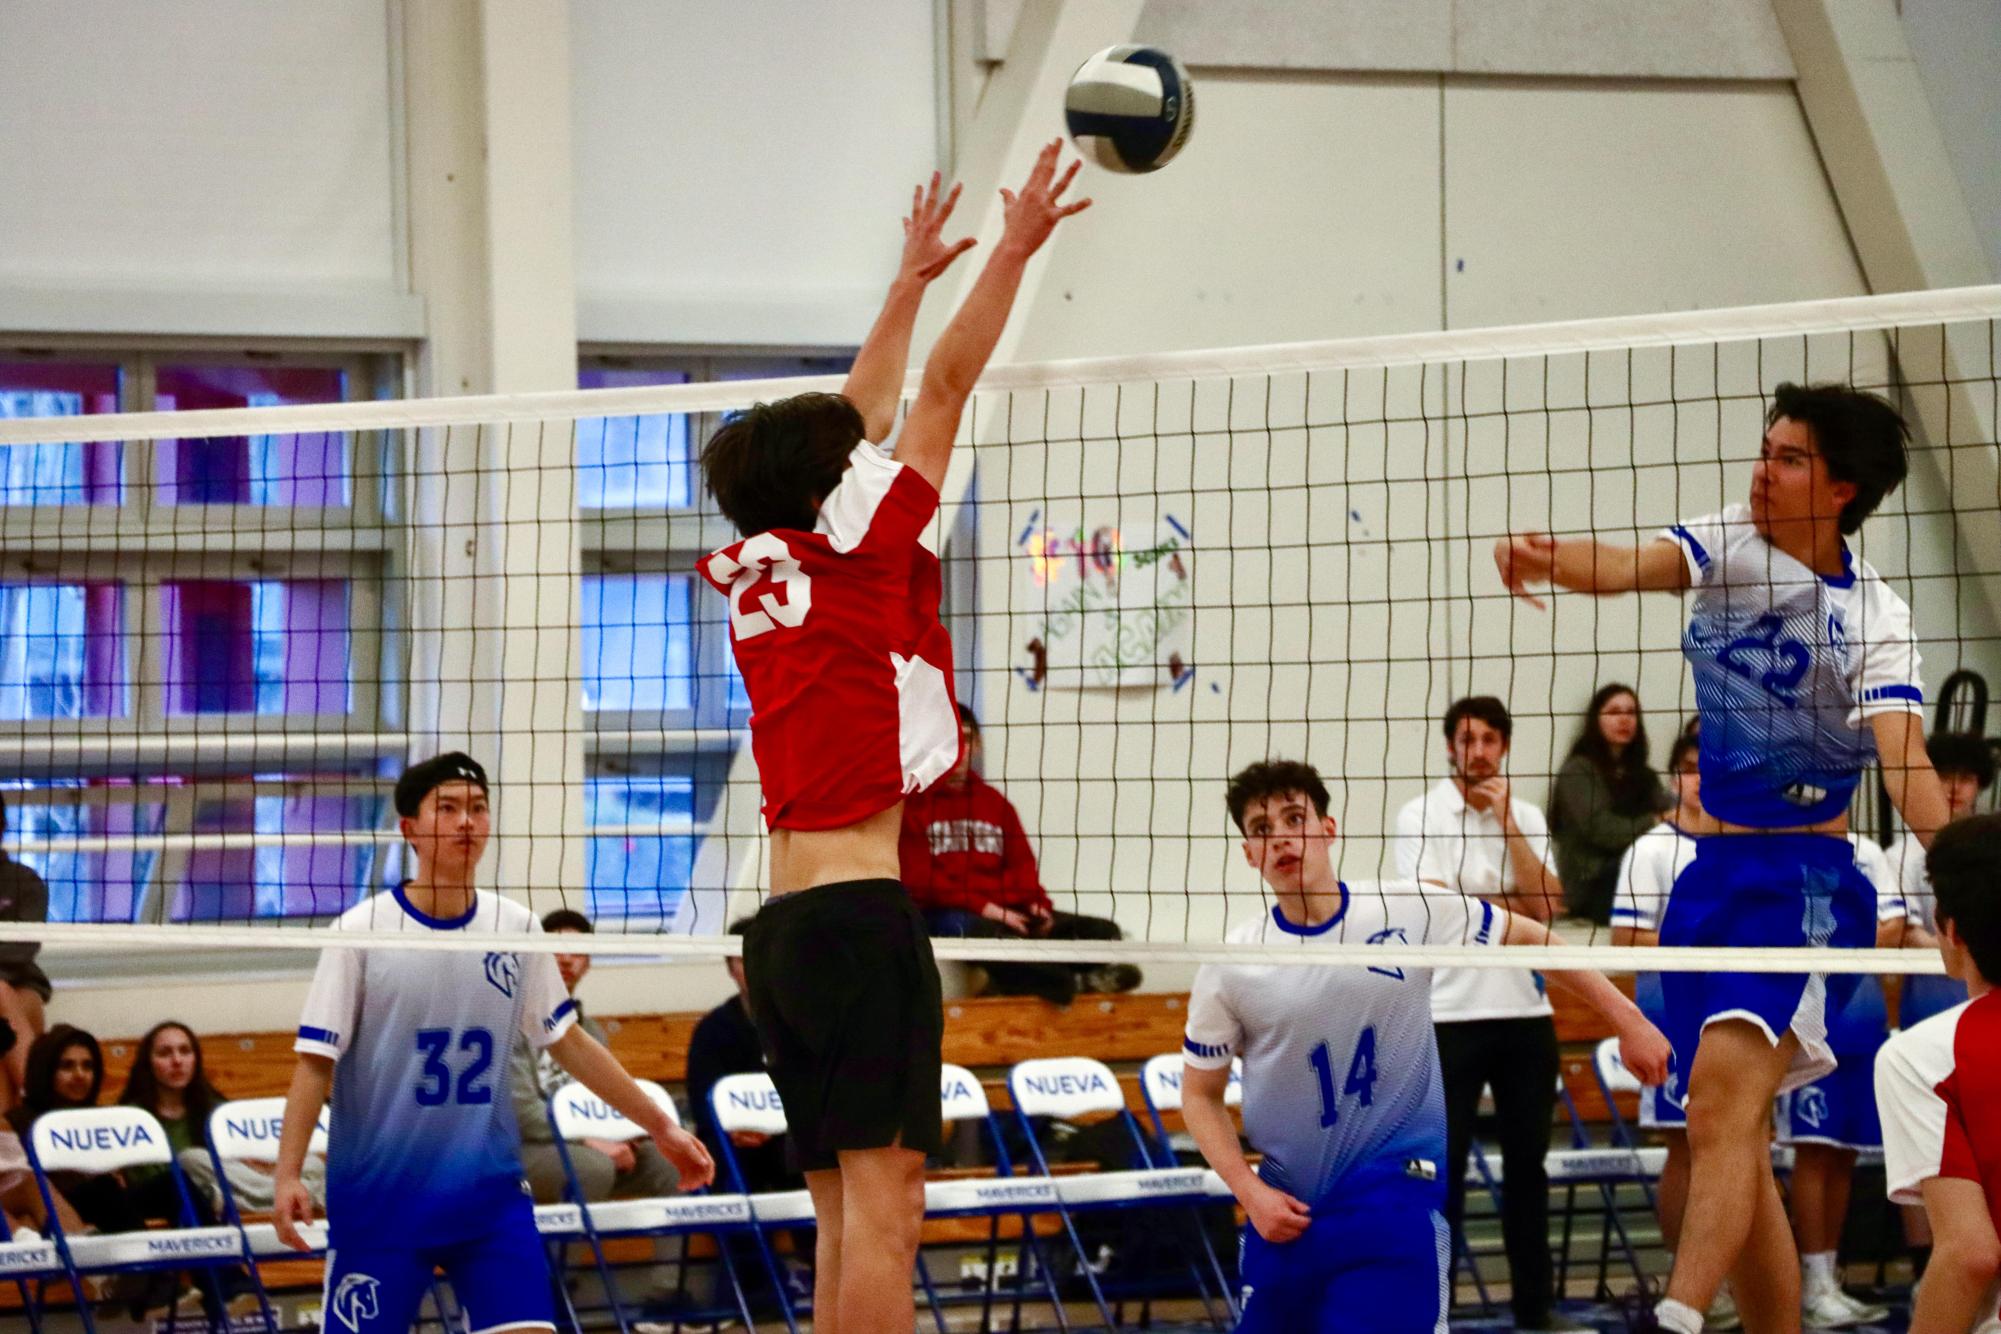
(1496, 383), (1953, 1334)
(270, 754), (713, 1334)
(1180, 760), (1670, 1334)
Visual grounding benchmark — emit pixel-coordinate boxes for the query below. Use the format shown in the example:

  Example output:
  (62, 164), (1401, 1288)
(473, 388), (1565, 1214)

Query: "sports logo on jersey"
(484, 951), (520, 998)
(331, 1273), (381, 1332)
(1796, 1087), (1830, 1129)
(1365, 927), (1408, 979)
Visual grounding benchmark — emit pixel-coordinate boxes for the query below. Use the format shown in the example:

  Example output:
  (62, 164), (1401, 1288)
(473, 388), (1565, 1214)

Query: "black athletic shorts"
(741, 879), (944, 1172)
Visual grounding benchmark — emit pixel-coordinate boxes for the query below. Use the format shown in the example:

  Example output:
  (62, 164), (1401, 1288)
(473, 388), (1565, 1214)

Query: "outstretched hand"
(998, 139), (1092, 258)
(1493, 532), (1557, 609)
(899, 172), (977, 284)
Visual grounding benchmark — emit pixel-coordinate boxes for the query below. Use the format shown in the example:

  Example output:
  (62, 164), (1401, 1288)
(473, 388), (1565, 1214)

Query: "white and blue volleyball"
(1064, 45), (1194, 174)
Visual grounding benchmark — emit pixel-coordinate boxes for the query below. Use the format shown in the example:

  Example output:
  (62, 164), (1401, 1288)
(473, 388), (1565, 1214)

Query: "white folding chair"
(708, 1072), (813, 1334)
(30, 1105), (275, 1333)
(541, 1078), (760, 1334)
(1008, 1056), (1232, 1330)
(206, 1097), (330, 1260)
(1137, 1053), (1246, 1322)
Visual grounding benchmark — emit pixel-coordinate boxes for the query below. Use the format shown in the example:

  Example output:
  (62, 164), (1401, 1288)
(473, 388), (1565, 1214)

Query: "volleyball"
(1063, 44), (1194, 173)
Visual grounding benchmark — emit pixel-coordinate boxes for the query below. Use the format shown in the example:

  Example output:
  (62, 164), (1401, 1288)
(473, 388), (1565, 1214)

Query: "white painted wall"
(0, 0), (399, 300)
(1899, 0), (2001, 284)
(569, 0), (940, 346)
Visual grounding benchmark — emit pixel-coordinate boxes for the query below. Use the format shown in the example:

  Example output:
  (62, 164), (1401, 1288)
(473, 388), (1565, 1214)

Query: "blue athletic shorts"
(1779, 1050), (1883, 1151)
(1237, 1176), (1448, 1334)
(1658, 834), (1875, 1106)
(322, 1198), (553, 1334)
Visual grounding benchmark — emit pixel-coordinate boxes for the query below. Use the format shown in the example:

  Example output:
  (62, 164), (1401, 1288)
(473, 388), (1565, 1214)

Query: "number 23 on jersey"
(708, 534), (812, 640)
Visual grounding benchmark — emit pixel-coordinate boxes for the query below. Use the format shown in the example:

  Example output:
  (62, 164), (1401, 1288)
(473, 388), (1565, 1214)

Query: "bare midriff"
(1712, 813), (1849, 839)
(767, 801), (905, 896)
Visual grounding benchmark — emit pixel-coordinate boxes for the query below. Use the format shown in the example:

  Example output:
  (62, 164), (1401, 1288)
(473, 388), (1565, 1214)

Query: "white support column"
(399, 0), (588, 909)
(1772, 0), (2001, 668)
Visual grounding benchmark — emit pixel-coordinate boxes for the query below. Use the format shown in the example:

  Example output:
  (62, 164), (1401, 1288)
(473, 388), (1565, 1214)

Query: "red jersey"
(699, 443), (960, 831)
(898, 773), (1051, 916)
(1877, 989), (2001, 1329)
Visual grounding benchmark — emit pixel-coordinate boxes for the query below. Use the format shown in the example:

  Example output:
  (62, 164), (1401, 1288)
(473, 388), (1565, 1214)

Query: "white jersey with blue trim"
(1662, 505), (1923, 826)
(295, 887), (578, 1244)
(1183, 882), (1502, 1207)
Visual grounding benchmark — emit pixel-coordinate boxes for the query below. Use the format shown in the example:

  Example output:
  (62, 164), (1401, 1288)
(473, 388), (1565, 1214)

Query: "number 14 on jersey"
(1309, 1026), (1378, 1129)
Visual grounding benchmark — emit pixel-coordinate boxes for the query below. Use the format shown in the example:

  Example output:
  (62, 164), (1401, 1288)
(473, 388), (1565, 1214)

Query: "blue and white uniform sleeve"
(1658, 510), (1729, 586)
(1852, 835), (1909, 923)
(295, 944), (361, 1060)
(1609, 837), (1662, 933)
(1411, 883), (1507, 950)
(1182, 965), (1240, 1072)
(519, 950), (580, 1049)
(1850, 582), (1924, 724)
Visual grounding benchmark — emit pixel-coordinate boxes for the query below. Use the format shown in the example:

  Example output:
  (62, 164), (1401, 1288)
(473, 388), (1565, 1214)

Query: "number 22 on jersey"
(708, 533), (812, 640)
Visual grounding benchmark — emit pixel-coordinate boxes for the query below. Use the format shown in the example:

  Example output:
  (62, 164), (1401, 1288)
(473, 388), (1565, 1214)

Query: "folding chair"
(1549, 1050), (1665, 1302)
(539, 1077), (761, 1334)
(1137, 1053), (1244, 1322)
(29, 1104), (277, 1334)
(917, 1063), (1084, 1334)
(206, 1098), (461, 1332)
(1007, 1056), (1232, 1331)
(0, 1205), (63, 1332)
(708, 1072), (816, 1334)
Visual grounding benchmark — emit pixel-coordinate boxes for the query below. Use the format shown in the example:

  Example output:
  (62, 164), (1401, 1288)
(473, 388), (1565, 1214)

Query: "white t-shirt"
(1874, 994), (2001, 1334)
(296, 887), (577, 1244)
(1393, 777), (1556, 1023)
(1185, 881), (1503, 1205)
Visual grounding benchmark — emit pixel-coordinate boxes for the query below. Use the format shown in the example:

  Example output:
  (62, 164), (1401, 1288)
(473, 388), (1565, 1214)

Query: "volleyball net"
(0, 285), (1995, 969)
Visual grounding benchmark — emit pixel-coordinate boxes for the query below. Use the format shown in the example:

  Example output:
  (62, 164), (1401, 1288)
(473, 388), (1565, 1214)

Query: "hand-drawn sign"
(1014, 507), (1194, 691)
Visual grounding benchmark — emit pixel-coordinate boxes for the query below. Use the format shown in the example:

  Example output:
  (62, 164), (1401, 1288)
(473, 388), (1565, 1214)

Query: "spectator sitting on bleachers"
(686, 918), (799, 1195)
(118, 1019), (325, 1216)
(1549, 682), (1666, 923)
(0, 792), (51, 1115)
(900, 705), (1140, 1005)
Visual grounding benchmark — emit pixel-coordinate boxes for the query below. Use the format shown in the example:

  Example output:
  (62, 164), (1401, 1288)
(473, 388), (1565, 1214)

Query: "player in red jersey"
(697, 145), (1088, 1334)
(1875, 812), (2001, 1334)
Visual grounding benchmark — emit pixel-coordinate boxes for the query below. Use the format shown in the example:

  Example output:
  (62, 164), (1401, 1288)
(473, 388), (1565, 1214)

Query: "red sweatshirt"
(898, 773), (1051, 916)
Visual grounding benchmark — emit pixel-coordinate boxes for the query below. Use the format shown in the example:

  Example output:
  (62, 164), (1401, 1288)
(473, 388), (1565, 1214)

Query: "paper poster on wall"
(1012, 506), (1195, 691)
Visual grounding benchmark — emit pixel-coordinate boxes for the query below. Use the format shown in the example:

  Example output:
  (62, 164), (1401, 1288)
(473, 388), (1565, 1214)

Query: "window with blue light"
(0, 584), (127, 720)
(0, 361), (123, 506)
(576, 367), (692, 508)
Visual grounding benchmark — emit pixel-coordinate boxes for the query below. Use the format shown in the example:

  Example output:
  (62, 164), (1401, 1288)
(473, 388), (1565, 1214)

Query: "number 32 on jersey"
(708, 534), (812, 640)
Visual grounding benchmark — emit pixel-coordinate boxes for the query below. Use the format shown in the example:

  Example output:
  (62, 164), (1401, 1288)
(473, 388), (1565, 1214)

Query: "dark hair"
(1926, 732), (1997, 790)
(542, 908), (593, 934)
(1928, 813), (2001, 984)
(120, 1021), (226, 1142)
(1561, 683), (1660, 812)
(699, 393), (866, 536)
(1442, 696), (1512, 745)
(1226, 760), (1331, 834)
(395, 751), (488, 818)
(1767, 382), (1909, 534)
(1666, 732), (1700, 774)
(7, 1024), (103, 1135)
(957, 703), (980, 732)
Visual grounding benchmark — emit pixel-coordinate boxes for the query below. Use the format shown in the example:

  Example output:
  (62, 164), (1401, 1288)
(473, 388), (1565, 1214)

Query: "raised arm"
(1874, 711), (1952, 852)
(842, 173), (977, 443)
(897, 140), (1090, 491)
(1494, 533), (1691, 609)
(1502, 911), (1670, 1084)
